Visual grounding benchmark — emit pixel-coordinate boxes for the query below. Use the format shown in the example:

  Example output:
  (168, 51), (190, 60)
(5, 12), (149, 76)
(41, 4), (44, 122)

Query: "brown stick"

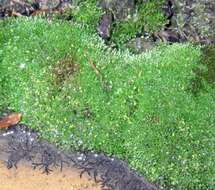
(88, 60), (103, 79)
(84, 51), (112, 91)
(11, 10), (23, 17)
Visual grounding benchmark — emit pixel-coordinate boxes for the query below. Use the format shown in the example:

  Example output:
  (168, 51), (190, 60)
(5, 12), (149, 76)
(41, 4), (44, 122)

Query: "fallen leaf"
(0, 113), (22, 129)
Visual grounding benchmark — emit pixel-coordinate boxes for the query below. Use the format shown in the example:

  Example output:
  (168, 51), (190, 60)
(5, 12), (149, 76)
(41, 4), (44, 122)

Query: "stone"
(97, 11), (113, 40)
(153, 29), (183, 43)
(170, 0), (215, 44)
(33, 0), (60, 10)
(0, 0), (72, 17)
(126, 35), (157, 53)
(98, 0), (136, 20)
(0, 0), (34, 16)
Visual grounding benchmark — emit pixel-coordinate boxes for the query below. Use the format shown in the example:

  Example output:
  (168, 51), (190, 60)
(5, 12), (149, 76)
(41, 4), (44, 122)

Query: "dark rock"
(98, 0), (136, 20)
(153, 29), (184, 43)
(33, 0), (71, 11)
(0, 0), (34, 16)
(126, 36), (157, 53)
(33, 0), (60, 10)
(0, 0), (72, 17)
(97, 11), (114, 40)
(162, 0), (174, 28)
(0, 4), (5, 17)
(170, 0), (215, 44)
(162, 0), (173, 20)
(55, 0), (72, 12)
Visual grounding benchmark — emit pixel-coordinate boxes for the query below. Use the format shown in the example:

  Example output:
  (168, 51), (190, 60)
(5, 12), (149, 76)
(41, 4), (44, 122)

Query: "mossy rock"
(171, 0), (215, 43)
(99, 0), (136, 20)
(109, 0), (167, 46)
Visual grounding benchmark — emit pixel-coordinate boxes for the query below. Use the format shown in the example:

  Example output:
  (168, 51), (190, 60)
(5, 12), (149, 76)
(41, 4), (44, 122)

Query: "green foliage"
(201, 45), (215, 86)
(1, 18), (215, 189)
(56, 0), (103, 30)
(74, 0), (102, 26)
(190, 45), (215, 95)
(137, 0), (166, 31)
(111, 0), (167, 46)
(57, 0), (166, 47)
(111, 19), (141, 47)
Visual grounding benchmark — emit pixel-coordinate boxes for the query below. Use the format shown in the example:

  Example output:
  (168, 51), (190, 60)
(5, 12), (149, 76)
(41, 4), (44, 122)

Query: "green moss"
(137, 0), (166, 31)
(57, 0), (166, 48)
(0, 18), (215, 189)
(200, 45), (215, 86)
(111, 18), (141, 47)
(190, 45), (215, 95)
(111, 0), (167, 46)
(55, 0), (102, 31)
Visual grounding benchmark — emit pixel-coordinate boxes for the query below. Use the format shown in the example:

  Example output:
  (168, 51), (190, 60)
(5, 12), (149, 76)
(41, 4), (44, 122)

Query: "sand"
(0, 161), (102, 190)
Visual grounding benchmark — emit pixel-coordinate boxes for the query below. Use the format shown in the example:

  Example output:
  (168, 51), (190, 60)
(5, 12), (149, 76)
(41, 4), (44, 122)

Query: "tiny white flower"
(77, 156), (83, 161)
(19, 63), (26, 69)
(2, 131), (14, 136)
(30, 137), (34, 142)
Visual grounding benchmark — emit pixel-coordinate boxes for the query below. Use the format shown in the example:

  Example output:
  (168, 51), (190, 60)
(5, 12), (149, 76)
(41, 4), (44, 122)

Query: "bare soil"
(0, 124), (161, 190)
(0, 161), (102, 190)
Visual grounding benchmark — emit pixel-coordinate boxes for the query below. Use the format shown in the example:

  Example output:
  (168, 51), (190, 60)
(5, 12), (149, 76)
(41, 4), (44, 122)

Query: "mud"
(0, 161), (101, 190)
(0, 124), (162, 190)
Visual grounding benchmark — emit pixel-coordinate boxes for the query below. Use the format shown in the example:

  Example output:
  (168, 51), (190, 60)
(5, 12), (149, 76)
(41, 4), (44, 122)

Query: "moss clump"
(111, 0), (167, 46)
(56, 0), (167, 48)
(55, 0), (102, 31)
(1, 18), (215, 189)
(190, 45), (215, 95)
(200, 45), (215, 86)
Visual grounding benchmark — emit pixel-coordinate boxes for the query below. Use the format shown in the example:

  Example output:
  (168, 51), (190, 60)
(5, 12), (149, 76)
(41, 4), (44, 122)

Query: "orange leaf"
(0, 113), (22, 129)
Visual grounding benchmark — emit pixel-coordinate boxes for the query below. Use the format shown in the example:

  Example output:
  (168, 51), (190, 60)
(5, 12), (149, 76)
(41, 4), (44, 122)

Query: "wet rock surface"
(0, 124), (162, 190)
(0, 0), (71, 17)
(98, 0), (136, 21)
(97, 11), (114, 40)
(0, 0), (34, 16)
(1, 0), (214, 47)
(170, 0), (215, 44)
(33, 0), (60, 10)
(126, 35), (157, 53)
(96, 0), (214, 53)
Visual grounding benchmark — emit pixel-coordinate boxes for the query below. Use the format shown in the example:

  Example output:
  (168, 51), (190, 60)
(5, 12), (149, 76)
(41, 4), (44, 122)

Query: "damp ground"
(0, 160), (102, 190)
(0, 124), (160, 190)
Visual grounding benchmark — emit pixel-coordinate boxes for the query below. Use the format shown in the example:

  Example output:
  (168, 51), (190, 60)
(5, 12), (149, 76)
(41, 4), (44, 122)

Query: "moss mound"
(0, 18), (215, 189)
